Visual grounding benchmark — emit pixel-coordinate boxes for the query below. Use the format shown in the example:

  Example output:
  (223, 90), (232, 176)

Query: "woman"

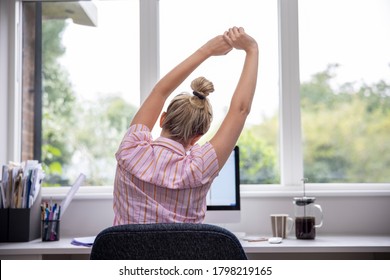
(114, 27), (258, 225)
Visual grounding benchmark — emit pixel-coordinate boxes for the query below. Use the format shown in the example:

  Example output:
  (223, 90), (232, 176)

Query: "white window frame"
(0, 0), (22, 165)
(1, 0), (389, 200)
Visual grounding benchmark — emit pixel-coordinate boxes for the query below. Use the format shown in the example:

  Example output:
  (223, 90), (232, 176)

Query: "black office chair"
(90, 223), (247, 260)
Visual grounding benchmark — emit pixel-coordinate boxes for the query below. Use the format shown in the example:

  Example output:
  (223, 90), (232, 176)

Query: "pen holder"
(42, 219), (60, 242)
(7, 189), (42, 242)
(0, 208), (9, 242)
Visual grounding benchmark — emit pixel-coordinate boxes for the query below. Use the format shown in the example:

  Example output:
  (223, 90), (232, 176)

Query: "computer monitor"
(204, 146), (240, 224)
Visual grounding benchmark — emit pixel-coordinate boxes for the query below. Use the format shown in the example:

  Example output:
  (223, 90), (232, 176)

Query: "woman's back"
(113, 124), (219, 225)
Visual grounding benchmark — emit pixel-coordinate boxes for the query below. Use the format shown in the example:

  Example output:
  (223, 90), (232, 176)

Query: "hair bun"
(191, 77), (214, 99)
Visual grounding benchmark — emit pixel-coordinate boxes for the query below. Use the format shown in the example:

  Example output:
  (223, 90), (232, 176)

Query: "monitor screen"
(205, 146), (240, 223)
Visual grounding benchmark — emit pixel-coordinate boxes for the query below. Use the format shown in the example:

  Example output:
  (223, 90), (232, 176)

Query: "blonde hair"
(162, 77), (214, 146)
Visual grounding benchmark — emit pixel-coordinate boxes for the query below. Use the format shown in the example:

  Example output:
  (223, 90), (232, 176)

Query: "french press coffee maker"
(293, 179), (323, 239)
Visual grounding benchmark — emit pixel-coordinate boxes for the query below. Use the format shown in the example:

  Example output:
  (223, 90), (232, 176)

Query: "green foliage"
(42, 20), (75, 186)
(301, 64), (390, 183)
(238, 129), (279, 184)
(42, 20), (66, 64)
(41, 19), (389, 185)
(72, 96), (136, 185)
(236, 63), (390, 184)
(41, 20), (137, 186)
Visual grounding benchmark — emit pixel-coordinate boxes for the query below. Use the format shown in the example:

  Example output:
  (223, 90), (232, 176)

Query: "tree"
(236, 64), (390, 184)
(42, 20), (137, 186)
(42, 20), (76, 186)
(301, 65), (390, 183)
(71, 95), (137, 185)
(238, 129), (279, 184)
(41, 18), (389, 185)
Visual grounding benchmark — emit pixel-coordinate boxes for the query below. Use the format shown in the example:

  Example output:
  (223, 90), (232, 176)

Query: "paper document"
(71, 236), (96, 247)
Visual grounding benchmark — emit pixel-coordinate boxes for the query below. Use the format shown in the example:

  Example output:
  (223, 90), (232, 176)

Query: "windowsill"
(241, 184), (390, 197)
(41, 184), (390, 200)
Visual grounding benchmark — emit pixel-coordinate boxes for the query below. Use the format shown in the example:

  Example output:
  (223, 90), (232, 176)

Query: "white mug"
(270, 214), (294, 239)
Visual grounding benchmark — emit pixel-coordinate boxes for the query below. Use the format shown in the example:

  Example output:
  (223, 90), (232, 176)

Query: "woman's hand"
(199, 35), (233, 57)
(223, 27), (258, 53)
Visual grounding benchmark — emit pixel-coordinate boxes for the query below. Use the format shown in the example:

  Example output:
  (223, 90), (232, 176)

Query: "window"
(21, 0), (140, 186)
(160, 0), (280, 184)
(9, 0), (389, 189)
(299, 0), (390, 183)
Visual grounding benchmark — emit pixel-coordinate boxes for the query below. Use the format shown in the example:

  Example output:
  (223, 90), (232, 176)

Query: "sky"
(298, 0), (390, 86)
(59, 0), (390, 127)
(59, 0), (140, 105)
(60, 0), (279, 128)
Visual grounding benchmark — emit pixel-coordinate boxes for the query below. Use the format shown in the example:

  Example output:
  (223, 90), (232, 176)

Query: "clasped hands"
(202, 26), (258, 57)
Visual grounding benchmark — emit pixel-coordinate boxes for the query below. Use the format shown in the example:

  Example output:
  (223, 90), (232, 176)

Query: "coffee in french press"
(293, 178), (323, 239)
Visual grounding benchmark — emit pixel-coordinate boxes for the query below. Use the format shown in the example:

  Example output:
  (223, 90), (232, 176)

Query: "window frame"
(1, 0), (389, 199)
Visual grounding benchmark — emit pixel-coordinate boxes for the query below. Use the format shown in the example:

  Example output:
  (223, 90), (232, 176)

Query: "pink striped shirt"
(113, 124), (220, 225)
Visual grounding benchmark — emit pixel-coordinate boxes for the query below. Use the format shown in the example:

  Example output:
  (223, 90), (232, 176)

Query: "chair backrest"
(90, 223), (247, 260)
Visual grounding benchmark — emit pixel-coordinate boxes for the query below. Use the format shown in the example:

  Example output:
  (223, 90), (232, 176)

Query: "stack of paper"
(0, 161), (44, 209)
(71, 236), (96, 247)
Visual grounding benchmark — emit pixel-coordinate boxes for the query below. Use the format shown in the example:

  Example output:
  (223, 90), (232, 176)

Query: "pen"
(41, 204), (45, 220)
(52, 203), (57, 219)
(45, 207), (50, 221)
(57, 205), (61, 220)
(49, 203), (58, 241)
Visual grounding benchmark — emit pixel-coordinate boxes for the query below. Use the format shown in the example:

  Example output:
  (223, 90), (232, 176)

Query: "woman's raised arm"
(130, 35), (232, 130)
(210, 27), (259, 168)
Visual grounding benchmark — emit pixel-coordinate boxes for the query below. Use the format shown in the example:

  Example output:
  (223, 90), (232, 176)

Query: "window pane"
(159, 0), (280, 184)
(299, 0), (390, 183)
(22, 0), (140, 186)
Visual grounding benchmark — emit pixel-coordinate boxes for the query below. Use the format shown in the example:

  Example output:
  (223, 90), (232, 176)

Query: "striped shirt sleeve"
(115, 124), (152, 169)
(189, 142), (220, 186)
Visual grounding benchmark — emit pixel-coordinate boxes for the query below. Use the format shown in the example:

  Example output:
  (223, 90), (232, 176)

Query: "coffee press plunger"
(293, 178), (323, 239)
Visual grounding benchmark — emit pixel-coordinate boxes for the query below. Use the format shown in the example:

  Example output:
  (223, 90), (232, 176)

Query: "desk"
(1, 235), (389, 260)
(241, 235), (390, 259)
(0, 238), (91, 260)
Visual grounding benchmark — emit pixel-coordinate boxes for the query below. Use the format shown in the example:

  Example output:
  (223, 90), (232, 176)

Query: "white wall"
(57, 194), (390, 238)
(228, 195), (390, 236)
